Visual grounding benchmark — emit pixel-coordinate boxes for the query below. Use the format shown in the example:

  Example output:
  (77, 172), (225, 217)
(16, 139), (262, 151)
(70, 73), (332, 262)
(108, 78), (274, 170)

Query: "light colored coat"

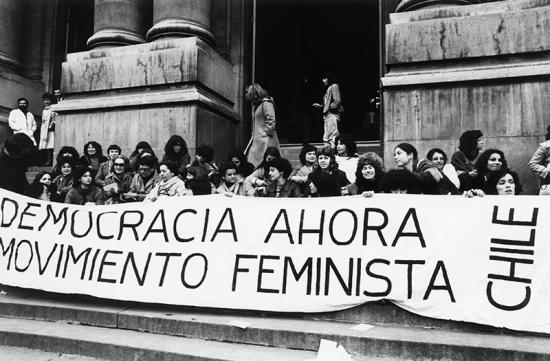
(8, 109), (37, 145)
(245, 97), (280, 168)
(528, 140), (550, 179)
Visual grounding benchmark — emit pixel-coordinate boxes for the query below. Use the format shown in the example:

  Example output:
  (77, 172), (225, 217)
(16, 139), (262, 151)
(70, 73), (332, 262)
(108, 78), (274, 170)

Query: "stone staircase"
(0, 286), (549, 360)
(281, 141), (383, 168)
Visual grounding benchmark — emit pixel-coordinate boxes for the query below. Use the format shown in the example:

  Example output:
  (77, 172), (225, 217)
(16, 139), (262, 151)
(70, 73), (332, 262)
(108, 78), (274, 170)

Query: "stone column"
(146, 0), (214, 45)
(396, 0), (472, 12)
(0, 0), (23, 72)
(87, 0), (148, 49)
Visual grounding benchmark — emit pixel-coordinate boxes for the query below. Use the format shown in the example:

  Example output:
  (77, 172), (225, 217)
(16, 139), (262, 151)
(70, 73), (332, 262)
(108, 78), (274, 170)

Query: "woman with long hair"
(451, 130), (484, 176)
(26, 171), (56, 201)
(461, 148), (508, 192)
(229, 151), (254, 178)
(79, 141), (108, 172)
(162, 135), (191, 175)
(65, 167), (104, 205)
(244, 83), (280, 168)
(335, 134), (358, 183)
(485, 169), (522, 195)
(185, 165), (214, 195)
(394, 143), (456, 194)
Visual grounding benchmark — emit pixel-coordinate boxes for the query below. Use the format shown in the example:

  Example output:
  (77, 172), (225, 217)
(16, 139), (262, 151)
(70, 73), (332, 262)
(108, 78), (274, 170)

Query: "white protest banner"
(0, 188), (548, 333)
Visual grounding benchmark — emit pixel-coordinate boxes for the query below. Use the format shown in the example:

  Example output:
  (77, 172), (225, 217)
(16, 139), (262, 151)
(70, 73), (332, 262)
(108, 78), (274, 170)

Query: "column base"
(0, 51), (21, 73)
(87, 29), (146, 49)
(146, 19), (215, 46)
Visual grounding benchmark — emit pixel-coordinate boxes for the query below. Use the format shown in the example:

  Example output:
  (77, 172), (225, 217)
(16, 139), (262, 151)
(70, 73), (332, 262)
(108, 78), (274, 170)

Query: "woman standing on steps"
(244, 83), (280, 168)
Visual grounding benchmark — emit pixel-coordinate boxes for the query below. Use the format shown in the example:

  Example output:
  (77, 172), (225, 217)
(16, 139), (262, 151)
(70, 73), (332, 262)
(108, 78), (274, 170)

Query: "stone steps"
(0, 317), (320, 361)
(0, 287), (549, 360)
(0, 345), (107, 361)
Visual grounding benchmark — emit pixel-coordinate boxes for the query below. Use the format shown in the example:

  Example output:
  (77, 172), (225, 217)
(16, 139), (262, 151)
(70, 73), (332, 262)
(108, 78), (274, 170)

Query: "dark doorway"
(255, 0), (381, 144)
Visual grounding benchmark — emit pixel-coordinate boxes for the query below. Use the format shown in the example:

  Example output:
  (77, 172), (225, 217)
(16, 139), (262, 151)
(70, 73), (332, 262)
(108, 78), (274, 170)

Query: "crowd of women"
(2, 76), (550, 203)
(13, 122), (550, 206)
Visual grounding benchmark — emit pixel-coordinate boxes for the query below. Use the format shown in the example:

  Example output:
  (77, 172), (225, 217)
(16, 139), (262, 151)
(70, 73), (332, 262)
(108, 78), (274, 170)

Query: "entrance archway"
(254, 0), (382, 144)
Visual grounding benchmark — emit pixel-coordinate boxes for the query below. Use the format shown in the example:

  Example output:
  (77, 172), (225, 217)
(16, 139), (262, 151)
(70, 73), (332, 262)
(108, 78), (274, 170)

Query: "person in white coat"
(8, 97), (37, 146)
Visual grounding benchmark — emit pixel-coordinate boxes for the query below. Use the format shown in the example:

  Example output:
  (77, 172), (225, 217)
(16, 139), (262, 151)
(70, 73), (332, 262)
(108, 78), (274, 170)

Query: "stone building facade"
(0, 0), (548, 193)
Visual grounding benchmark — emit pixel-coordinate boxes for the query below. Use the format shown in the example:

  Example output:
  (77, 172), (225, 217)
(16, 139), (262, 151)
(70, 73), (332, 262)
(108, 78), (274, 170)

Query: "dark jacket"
(65, 186), (105, 205)
(265, 180), (303, 198)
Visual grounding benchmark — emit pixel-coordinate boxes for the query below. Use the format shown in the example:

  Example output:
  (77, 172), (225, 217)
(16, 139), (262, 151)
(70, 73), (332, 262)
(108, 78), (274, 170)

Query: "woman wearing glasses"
(104, 155), (133, 204)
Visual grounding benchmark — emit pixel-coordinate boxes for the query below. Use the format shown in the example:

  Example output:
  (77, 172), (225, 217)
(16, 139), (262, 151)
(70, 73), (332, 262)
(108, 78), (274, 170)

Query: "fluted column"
(396, 0), (472, 12)
(146, 0), (214, 45)
(87, 0), (148, 49)
(0, 0), (23, 72)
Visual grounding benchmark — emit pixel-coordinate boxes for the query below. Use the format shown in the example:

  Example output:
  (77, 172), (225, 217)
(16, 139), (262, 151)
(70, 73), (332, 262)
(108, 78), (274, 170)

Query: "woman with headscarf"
(244, 83), (280, 168)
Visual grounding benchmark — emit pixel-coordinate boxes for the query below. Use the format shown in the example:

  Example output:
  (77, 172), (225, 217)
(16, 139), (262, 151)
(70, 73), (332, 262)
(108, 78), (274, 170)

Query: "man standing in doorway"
(313, 72), (344, 149)
(8, 97), (37, 146)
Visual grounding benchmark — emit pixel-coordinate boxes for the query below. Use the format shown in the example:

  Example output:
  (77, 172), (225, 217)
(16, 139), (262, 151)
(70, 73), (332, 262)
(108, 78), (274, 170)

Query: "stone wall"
(383, 0), (550, 194)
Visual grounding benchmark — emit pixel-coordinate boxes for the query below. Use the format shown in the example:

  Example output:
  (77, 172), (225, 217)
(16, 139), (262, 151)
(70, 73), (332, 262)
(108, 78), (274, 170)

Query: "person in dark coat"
(460, 149), (508, 192)
(0, 133), (37, 194)
(451, 130), (484, 176)
(306, 146), (349, 196)
(261, 158), (302, 198)
(65, 167), (104, 205)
